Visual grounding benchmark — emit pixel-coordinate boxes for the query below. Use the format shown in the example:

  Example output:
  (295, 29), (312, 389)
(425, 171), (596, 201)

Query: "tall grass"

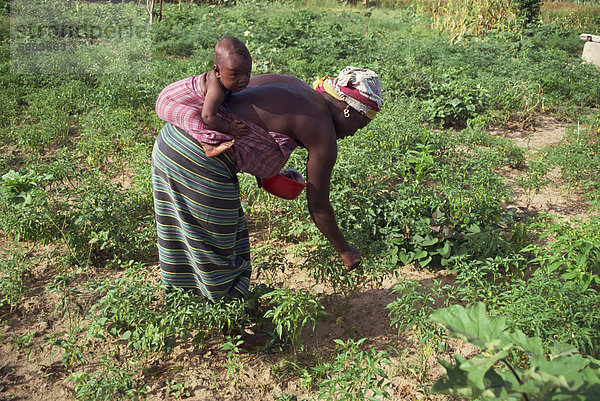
(305, 0), (599, 41)
(542, 1), (600, 30)
(427, 0), (517, 42)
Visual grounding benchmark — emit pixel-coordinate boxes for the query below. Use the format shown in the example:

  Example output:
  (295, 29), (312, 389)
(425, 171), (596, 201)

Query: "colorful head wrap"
(313, 67), (383, 120)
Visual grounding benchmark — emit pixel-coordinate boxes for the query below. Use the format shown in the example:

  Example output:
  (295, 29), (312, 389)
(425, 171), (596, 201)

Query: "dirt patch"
(492, 116), (594, 221)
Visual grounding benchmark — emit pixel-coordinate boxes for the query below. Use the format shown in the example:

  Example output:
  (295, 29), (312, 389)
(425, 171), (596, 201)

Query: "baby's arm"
(202, 74), (247, 137)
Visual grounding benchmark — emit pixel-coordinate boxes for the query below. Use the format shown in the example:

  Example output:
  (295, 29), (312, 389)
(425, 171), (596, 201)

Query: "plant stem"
(501, 358), (530, 401)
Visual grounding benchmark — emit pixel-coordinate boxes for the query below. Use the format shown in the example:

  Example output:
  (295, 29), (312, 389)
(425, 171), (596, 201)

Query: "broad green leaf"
(433, 355), (515, 398)
(505, 330), (544, 359)
(430, 302), (509, 350)
(462, 352), (510, 391)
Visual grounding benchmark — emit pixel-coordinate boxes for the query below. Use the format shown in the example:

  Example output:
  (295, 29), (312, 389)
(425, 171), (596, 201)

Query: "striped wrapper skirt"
(152, 123), (251, 301)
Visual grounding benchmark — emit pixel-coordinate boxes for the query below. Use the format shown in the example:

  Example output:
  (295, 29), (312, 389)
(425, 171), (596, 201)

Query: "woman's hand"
(339, 246), (361, 271)
(229, 119), (248, 137)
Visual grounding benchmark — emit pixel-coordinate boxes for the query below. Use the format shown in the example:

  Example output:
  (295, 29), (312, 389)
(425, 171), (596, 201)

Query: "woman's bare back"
(227, 75), (333, 145)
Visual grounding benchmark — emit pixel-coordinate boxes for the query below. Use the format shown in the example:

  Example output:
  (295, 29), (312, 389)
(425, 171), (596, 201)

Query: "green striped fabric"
(152, 123), (251, 301)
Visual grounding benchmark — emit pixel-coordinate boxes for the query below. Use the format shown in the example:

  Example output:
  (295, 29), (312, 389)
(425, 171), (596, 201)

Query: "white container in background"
(580, 33), (600, 67)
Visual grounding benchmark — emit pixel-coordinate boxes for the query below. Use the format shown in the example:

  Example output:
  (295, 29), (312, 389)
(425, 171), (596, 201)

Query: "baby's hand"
(229, 120), (248, 137)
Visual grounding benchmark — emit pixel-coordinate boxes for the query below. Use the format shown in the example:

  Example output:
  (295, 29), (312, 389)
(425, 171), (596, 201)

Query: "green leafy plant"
(386, 279), (452, 384)
(0, 246), (35, 311)
(524, 216), (600, 289)
(86, 264), (177, 357)
(423, 74), (490, 127)
(87, 263), (255, 358)
(263, 287), (325, 351)
(405, 142), (435, 183)
(221, 334), (246, 387)
(274, 391), (298, 401)
(67, 355), (148, 400)
(447, 253), (525, 305)
(0, 169), (56, 242)
(43, 330), (86, 369)
(386, 279), (451, 338)
(430, 302), (600, 400)
(13, 330), (38, 361)
(304, 338), (392, 401)
(165, 376), (192, 398)
(497, 267), (600, 357)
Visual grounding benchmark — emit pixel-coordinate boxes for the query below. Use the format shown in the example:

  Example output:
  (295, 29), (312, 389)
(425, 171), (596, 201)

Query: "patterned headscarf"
(313, 67), (383, 119)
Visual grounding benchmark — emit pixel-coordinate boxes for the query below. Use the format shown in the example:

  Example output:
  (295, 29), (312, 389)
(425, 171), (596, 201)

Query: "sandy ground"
(493, 115), (592, 220)
(0, 115), (593, 400)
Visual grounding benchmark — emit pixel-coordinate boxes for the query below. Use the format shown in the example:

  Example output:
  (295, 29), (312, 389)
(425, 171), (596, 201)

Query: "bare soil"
(0, 116), (592, 401)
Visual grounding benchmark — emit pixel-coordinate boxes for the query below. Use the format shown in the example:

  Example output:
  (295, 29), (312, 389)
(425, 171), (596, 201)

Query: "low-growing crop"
(497, 267), (600, 357)
(422, 74), (490, 127)
(87, 263), (258, 358)
(67, 355), (148, 401)
(221, 334), (246, 387)
(303, 338), (392, 401)
(431, 303), (600, 400)
(0, 169), (56, 242)
(386, 279), (451, 339)
(0, 246), (36, 312)
(263, 287), (325, 351)
(525, 216), (600, 289)
(165, 376), (192, 399)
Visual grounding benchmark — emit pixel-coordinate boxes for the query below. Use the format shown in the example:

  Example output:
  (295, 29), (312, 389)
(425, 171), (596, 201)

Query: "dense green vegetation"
(1, 0), (599, 399)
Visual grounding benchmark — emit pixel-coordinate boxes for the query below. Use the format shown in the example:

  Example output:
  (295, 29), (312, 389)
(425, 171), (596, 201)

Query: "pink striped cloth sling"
(155, 75), (298, 179)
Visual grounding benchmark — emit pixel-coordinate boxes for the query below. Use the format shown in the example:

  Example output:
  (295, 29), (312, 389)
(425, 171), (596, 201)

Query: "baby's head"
(213, 37), (252, 92)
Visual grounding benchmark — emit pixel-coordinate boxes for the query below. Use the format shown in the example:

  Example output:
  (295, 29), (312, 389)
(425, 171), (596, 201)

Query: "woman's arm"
(304, 123), (361, 270)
